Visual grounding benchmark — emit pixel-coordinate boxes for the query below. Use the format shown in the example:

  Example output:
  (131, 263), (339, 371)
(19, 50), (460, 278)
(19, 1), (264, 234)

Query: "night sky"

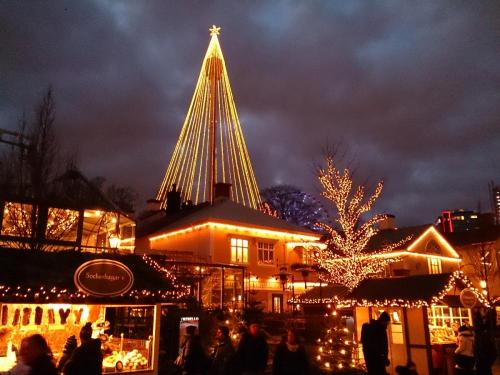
(1, 1), (499, 225)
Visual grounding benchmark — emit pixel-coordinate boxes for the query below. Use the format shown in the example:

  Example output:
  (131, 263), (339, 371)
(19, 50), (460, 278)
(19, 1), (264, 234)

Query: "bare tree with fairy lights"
(313, 156), (411, 290)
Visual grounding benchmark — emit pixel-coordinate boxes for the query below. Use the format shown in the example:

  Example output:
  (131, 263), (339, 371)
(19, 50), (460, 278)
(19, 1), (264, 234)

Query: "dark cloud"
(1, 0), (499, 225)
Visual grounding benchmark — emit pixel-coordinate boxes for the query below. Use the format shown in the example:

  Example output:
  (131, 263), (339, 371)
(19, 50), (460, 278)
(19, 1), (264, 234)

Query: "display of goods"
(103, 349), (148, 372)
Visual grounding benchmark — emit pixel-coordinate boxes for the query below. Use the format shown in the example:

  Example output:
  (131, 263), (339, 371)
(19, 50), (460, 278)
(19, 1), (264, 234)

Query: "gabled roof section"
(406, 226), (460, 258)
(365, 225), (429, 252)
(139, 198), (321, 239)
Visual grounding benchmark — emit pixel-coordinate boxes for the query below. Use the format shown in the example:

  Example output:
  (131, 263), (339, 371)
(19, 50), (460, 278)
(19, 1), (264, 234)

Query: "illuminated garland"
(290, 271), (489, 308)
(0, 284), (188, 303)
(313, 157), (412, 290)
(0, 255), (190, 303)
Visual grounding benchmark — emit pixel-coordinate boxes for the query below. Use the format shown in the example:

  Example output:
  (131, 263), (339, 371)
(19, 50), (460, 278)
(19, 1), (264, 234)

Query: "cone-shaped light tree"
(157, 26), (261, 209)
(313, 157), (411, 290)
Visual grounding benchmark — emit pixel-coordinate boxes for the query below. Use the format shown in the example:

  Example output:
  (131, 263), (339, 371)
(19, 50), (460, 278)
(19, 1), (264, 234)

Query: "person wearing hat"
(361, 311), (391, 375)
(62, 322), (103, 375)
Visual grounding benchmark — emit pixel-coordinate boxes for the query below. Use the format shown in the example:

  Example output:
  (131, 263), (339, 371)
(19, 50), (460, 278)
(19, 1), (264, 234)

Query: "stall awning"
(343, 271), (488, 308)
(0, 247), (187, 304)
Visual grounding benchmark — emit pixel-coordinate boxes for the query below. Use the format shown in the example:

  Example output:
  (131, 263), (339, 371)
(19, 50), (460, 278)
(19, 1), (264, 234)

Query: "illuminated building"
(137, 188), (322, 312)
(491, 183), (500, 225)
(0, 169), (135, 253)
(347, 272), (487, 375)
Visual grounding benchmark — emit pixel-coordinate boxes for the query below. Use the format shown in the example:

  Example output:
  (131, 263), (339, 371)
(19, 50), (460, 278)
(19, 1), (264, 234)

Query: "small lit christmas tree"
(315, 310), (360, 373)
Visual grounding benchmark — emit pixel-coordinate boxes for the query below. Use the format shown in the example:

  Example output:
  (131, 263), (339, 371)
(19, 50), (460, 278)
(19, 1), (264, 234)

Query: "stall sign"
(459, 288), (477, 308)
(74, 259), (134, 297)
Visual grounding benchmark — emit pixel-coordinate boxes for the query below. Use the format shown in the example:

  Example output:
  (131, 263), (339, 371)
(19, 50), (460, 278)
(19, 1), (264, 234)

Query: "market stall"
(0, 248), (187, 374)
(343, 271), (488, 375)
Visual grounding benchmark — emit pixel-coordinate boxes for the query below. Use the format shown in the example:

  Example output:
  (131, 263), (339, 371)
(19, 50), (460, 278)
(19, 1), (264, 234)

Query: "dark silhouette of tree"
(260, 185), (328, 231)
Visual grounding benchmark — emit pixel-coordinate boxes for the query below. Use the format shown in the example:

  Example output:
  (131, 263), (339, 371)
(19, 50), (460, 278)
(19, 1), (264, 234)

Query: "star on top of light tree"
(209, 25), (221, 36)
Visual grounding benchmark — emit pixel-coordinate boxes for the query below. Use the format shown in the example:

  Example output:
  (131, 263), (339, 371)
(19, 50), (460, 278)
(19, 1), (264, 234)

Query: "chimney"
(146, 198), (161, 212)
(166, 184), (182, 214)
(379, 214), (396, 230)
(214, 182), (232, 200)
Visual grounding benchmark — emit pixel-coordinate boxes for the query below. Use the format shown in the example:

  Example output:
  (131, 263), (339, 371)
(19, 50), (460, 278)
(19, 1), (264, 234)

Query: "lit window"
(258, 242), (274, 264)
(428, 257), (442, 274)
(231, 238), (248, 263)
(1, 202), (34, 237)
(272, 294), (282, 313)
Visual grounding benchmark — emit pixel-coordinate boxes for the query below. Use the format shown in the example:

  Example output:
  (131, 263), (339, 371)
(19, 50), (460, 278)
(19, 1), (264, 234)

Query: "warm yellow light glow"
(149, 221), (320, 242)
(480, 280), (487, 289)
(286, 241), (326, 249)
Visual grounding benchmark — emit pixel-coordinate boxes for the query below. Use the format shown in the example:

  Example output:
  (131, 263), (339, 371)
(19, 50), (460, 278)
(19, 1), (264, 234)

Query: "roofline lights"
(148, 221), (322, 242)
(407, 226), (460, 258)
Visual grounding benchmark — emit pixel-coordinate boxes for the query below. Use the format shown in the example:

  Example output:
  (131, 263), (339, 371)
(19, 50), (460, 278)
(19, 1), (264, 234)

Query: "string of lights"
(313, 157), (412, 290)
(157, 26), (261, 209)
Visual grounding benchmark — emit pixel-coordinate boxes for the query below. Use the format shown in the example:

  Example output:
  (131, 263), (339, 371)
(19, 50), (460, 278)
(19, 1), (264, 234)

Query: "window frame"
(230, 237), (248, 263)
(257, 241), (275, 265)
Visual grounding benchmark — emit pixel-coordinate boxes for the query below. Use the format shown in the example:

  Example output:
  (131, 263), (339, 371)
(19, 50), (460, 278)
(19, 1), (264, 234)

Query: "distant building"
(491, 183), (500, 225)
(436, 209), (485, 233)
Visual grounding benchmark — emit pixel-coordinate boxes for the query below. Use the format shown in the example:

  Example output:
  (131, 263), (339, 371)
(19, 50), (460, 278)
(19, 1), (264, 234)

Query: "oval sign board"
(460, 288), (477, 308)
(74, 259), (134, 297)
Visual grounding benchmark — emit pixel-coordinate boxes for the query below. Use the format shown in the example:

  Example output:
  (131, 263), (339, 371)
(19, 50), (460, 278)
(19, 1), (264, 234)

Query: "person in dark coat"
(210, 326), (235, 375)
(62, 322), (103, 375)
(236, 322), (269, 375)
(272, 328), (309, 375)
(177, 325), (208, 375)
(473, 308), (497, 375)
(361, 311), (390, 375)
(14, 334), (57, 375)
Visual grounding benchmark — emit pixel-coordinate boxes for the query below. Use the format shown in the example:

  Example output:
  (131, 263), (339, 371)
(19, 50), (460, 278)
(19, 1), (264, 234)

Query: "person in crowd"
(62, 322), (102, 375)
(272, 328), (309, 375)
(5, 334), (57, 375)
(175, 325), (207, 375)
(210, 326), (235, 375)
(473, 308), (497, 375)
(56, 335), (77, 373)
(395, 361), (418, 375)
(361, 311), (391, 375)
(236, 322), (268, 375)
(454, 325), (474, 375)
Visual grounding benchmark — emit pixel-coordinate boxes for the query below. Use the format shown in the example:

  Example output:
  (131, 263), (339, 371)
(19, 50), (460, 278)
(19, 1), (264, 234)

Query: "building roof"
(364, 225), (429, 252)
(0, 247), (186, 304)
(137, 197), (320, 239)
(441, 226), (500, 247)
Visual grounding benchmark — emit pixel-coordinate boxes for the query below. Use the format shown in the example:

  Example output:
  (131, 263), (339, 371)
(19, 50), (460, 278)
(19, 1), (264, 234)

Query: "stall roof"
(0, 247), (187, 304)
(292, 272), (489, 308)
(344, 272), (488, 308)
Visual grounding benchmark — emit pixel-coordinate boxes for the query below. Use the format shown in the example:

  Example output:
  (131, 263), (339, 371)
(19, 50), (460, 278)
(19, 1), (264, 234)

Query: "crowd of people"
(2, 322), (103, 375)
(2, 309), (497, 375)
(175, 322), (309, 375)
